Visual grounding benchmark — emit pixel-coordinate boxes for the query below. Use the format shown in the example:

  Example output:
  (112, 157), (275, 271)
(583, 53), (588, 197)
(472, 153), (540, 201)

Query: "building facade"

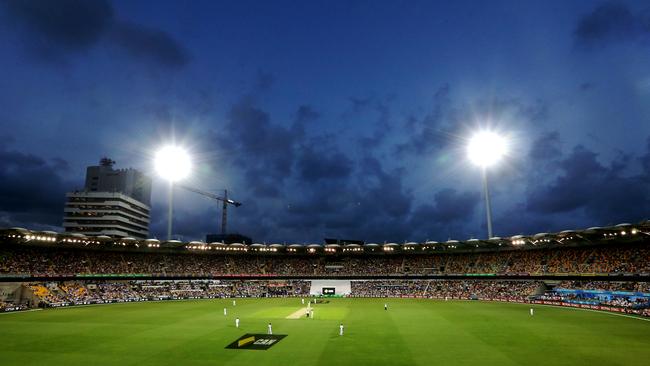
(63, 159), (152, 239)
(85, 158), (151, 206)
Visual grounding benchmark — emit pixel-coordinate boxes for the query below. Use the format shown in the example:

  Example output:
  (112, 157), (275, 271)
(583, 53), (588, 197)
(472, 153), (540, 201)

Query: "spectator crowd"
(350, 280), (540, 302)
(1, 242), (649, 277)
(1, 242), (649, 316)
(22, 280), (310, 308)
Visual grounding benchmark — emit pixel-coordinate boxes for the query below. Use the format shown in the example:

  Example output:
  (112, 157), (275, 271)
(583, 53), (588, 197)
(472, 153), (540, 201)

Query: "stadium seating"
(1, 238), (649, 316)
(2, 242), (649, 277)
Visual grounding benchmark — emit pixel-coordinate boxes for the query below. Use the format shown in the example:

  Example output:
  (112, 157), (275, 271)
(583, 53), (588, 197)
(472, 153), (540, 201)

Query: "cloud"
(216, 98), (301, 198)
(641, 137), (650, 176)
(4, 0), (114, 49)
(0, 147), (77, 229)
(579, 82), (596, 91)
(277, 163), (414, 242)
(3, 0), (190, 68)
(209, 95), (416, 241)
(526, 144), (650, 225)
(292, 105), (320, 136)
(409, 189), (480, 239)
(207, 96), (417, 241)
(396, 85), (549, 158)
(528, 131), (562, 162)
(574, 1), (650, 46)
(348, 96), (393, 148)
(492, 204), (556, 237)
(296, 145), (353, 182)
(255, 70), (275, 92)
(109, 22), (190, 69)
(294, 105), (320, 125)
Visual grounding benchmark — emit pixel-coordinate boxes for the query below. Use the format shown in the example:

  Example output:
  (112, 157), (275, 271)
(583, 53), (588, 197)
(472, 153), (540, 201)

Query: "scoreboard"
(322, 287), (335, 295)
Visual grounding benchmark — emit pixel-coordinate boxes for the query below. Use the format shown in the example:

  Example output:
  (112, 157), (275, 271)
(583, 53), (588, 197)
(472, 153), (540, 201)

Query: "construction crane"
(178, 185), (242, 236)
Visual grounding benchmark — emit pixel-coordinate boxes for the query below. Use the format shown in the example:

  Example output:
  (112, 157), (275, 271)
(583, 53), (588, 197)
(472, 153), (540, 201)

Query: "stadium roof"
(2, 220), (649, 255)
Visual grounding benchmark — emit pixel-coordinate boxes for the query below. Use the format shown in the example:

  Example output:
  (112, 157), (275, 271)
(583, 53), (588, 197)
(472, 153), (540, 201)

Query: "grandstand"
(1, 223), (649, 315)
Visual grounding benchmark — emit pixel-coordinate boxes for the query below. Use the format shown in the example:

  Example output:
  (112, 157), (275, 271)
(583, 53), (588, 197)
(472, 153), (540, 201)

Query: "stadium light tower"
(155, 145), (191, 240)
(467, 131), (507, 239)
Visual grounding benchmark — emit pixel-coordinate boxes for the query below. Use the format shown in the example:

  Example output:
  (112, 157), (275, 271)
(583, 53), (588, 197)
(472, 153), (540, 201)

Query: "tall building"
(63, 158), (152, 239)
(85, 158), (151, 205)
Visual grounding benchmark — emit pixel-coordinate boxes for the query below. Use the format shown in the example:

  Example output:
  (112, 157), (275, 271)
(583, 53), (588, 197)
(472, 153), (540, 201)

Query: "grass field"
(1, 298), (649, 366)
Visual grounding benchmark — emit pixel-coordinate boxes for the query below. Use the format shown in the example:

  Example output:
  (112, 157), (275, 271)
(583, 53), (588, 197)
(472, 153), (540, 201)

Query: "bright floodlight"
(467, 131), (508, 167)
(155, 145), (191, 182)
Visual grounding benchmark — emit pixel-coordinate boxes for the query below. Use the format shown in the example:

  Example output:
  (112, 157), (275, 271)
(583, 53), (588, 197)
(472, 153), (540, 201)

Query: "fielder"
(384, 303), (388, 310)
(233, 300), (236, 306)
(224, 308), (227, 316)
(530, 308), (534, 316)
(339, 323), (344, 336)
(267, 322), (273, 335)
(235, 317), (240, 328)
(301, 298), (305, 305)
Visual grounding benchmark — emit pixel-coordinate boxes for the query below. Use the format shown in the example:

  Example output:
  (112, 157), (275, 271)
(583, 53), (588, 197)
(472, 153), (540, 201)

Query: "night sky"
(1, 0), (649, 243)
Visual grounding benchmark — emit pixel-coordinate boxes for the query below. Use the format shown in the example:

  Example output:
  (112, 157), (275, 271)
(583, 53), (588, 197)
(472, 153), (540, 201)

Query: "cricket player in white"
(310, 309), (314, 319)
(384, 303), (388, 310)
(339, 323), (344, 336)
(224, 308), (227, 316)
(530, 308), (534, 316)
(233, 300), (236, 306)
(235, 317), (240, 328)
(301, 298), (304, 305)
(267, 322), (273, 335)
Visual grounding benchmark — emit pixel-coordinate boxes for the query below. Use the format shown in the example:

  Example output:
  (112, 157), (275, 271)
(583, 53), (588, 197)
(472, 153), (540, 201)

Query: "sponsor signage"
(226, 334), (287, 350)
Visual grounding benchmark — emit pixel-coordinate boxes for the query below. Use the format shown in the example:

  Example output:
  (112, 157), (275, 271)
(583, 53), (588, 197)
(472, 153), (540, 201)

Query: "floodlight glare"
(155, 145), (191, 182)
(466, 130), (509, 240)
(467, 131), (507, 167)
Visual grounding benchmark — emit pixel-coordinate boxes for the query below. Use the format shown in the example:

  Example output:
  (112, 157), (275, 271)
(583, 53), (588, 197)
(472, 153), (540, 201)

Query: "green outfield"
(1, 298), (649, 366)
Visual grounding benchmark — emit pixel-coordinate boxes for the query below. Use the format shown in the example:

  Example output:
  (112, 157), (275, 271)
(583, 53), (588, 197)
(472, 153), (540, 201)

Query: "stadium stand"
(350, 280), (541, 301)
(2, 243), (650, 277)
(0, 226), (649, 316)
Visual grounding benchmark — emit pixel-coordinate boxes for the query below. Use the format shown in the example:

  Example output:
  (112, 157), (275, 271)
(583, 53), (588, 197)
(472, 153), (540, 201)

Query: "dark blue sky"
(1, 0), (649, 243)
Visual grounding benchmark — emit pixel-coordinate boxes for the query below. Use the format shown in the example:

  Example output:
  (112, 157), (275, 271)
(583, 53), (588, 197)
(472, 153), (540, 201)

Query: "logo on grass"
(226, 334), (287, 350)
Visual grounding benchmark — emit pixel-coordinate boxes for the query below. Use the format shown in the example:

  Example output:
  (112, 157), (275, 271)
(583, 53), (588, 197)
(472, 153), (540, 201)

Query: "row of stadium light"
(186, 245), (251, 252)
(557, 236), (575, 243)
(21, 235), (56, 242)
(342, 247), (363, 252)
(3, 224), (649, 252)
(605, 228), (638, 237)
(252, 247), (278, 252)
(8, 235), (646, 251)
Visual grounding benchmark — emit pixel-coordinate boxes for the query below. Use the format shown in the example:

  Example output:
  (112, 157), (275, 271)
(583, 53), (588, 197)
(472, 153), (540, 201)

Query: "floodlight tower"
(467, 131), (507, 239)
(155, 145), (191, 240)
